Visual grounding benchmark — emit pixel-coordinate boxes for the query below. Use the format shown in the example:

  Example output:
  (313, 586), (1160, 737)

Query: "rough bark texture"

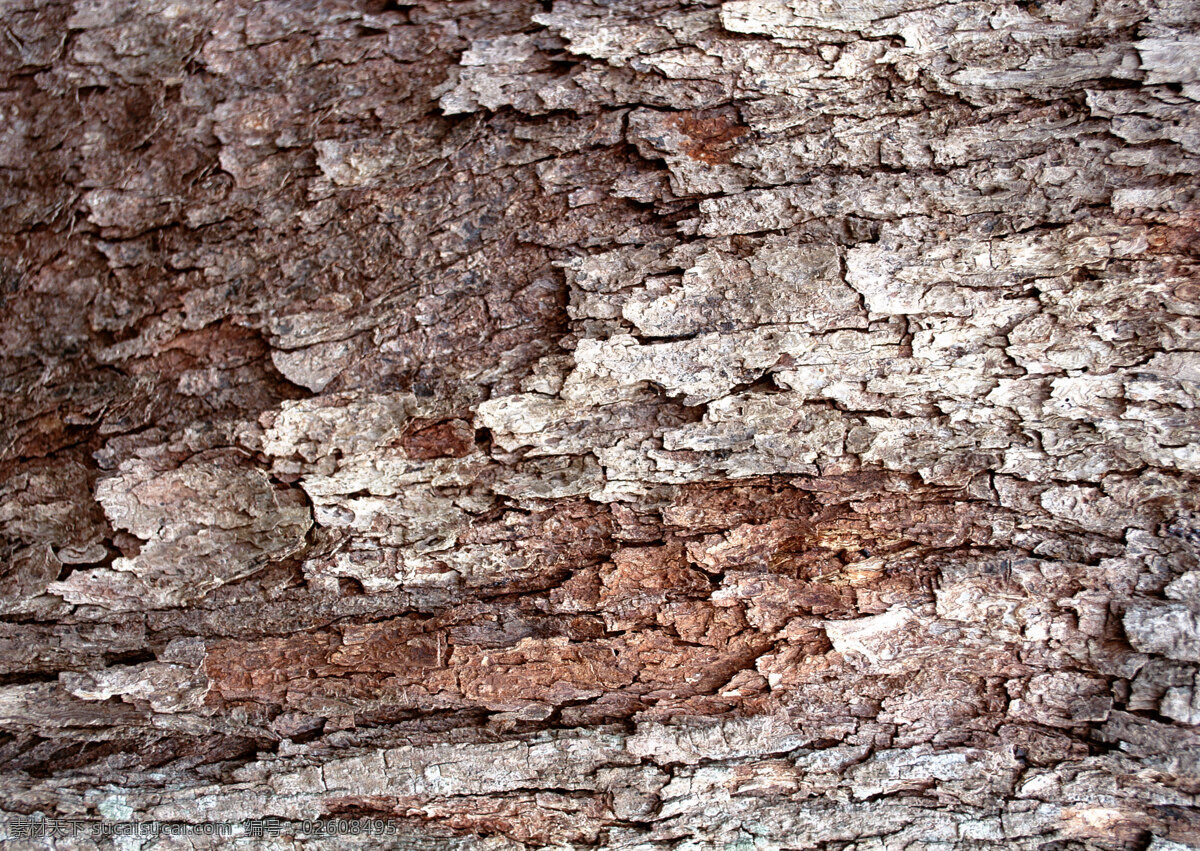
(2, 0), (1200, 847)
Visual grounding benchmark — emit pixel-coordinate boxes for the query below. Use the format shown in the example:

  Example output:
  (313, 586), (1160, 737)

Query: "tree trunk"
(2, 0), (1199, 847)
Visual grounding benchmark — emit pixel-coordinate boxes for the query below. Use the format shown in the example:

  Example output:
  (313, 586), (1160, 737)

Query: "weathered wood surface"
(1, 0), (1199, 847)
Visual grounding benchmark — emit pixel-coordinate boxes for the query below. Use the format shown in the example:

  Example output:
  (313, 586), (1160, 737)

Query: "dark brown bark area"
(2, 0), (1200, 848)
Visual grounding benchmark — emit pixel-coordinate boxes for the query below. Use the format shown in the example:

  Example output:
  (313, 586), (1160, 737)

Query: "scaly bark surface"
(1, 0), (1200, 847)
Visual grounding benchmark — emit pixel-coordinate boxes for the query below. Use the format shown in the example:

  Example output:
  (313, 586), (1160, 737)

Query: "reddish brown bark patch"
(378, 794), (609, 846)
(400, 418), (476, 459)
(671, 109), (748, 165)
(1146, 212), (1200, 258)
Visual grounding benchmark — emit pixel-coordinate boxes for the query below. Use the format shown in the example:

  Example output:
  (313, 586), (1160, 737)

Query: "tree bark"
(2, 0), (1200, 847)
